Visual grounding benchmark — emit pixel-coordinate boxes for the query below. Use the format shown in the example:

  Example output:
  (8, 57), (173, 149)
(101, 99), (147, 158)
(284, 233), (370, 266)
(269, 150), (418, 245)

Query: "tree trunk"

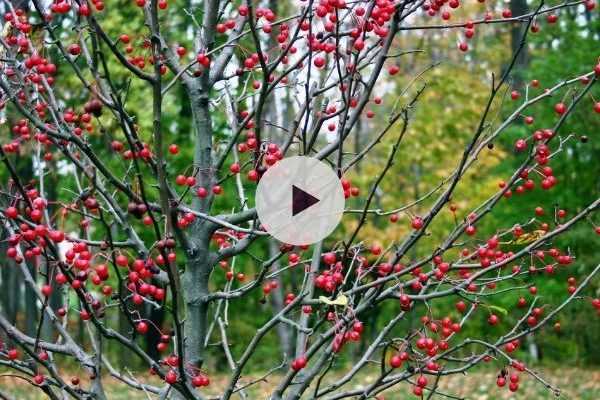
(269, 240), (294, 359)
(24, 261), (38, 336)
(182, 225), (213, 369)
(0, 228), (19, 346)
(526, 334), (540, 362)
(42, 160), (62, 341)
(509, 0), (529, 86)
(117, 283), (132, 368)
(145, 295), (166, 360)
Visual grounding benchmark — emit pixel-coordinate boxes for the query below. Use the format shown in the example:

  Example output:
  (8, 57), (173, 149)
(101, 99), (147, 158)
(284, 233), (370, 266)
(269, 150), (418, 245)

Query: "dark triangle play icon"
(292, 185), (320, 216)
(256, 156), (344, 245)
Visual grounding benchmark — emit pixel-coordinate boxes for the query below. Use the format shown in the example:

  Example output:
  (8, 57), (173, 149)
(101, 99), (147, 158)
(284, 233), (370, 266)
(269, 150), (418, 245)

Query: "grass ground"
(1, 368), (599, 399)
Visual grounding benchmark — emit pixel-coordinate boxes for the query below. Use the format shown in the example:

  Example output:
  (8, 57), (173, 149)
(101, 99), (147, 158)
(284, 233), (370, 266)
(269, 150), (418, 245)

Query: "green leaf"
(488, 305), (508, 315)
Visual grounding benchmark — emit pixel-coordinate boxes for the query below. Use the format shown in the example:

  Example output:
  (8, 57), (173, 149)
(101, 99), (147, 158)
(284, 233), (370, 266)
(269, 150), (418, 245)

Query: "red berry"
(136, 321), (149, 334)
(5, 206), (18, 219)
(291, 356), (307, 371)
(390, 354), (403, 368)
(165, 370), (178, 384)
(488, 314), (499, 325)
(455, 301), (467, 313)
(323, 252), (336, 265)
(7, 349), (19, 360)
(229, 163), (240, 174)
(411, 217), (424, 230)
(192, 374), (209, 387)
(197, 187), (208, 198)
(67, 44), (81, 55)
(388, 65), (400, 75)
(515, 138), (528, 152)
(41, 284), (52, 296)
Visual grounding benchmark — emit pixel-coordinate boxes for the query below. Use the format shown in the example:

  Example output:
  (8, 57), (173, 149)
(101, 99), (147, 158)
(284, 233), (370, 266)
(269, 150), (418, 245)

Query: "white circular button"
(255, 156), (345, 245)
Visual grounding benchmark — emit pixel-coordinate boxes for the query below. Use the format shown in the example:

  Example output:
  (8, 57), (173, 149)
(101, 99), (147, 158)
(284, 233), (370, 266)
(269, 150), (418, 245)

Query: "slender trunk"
(354, 118), (363, 173)
(145, 298), (165, 360)
(408, 162), (421, 332)
(189, 82), (214, 213)
(117, 283), (131, 368)
(0, 228), (18, 326)
(90, 325), (107, 400)
(184, 30), (216, 366)
(24, 261), (38, 336)
(43, 162), (61, 341)
(269, 240), (294, 359)
(526, 334), (540, 362)
(295, 242), (322, 357)
(509, 0), (529, 86)
(182, 225), (213, 369)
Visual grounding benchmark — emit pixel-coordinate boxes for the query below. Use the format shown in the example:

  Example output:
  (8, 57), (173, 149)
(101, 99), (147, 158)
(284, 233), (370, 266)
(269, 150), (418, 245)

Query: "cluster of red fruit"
(1, 33), (59, 155)
(111, 139), (154, 161)
(496, 361), (526, 392)
(116, 34), (168, 72)
(57, 243), (166, 316)
(174, 174), (224, 196)
(422, 0), (461, 19)
(254, 6), (278, 33)
(216, 19), (237, 35)
(244, 142), (283, 175)
(341, 178), (361, 198)
(418, 315), (460, 349)
(3, 119), (41, 155)
(48, 0), (102, 15)
(389, 351), (432, 395)
(332, 319), (364, 353)
(216, 260), (245, 282)
(309, 0), (394, 70)
(262, 279), (279, 295)
(211, 231), (248, 252)
(374, 262), (402, 277)
(2, 8), (32, 35)
(1, 347), (85, 387)
(4, 195), (63, 258)
(133, 0), (167, 10)
(313, 252), (344, 293)
(159, 356), (210, 387)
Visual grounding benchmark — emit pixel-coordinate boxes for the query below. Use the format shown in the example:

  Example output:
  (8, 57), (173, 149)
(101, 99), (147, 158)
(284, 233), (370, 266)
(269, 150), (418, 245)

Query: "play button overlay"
(292, 185), (319, 216)
(255, 156), (345, 245)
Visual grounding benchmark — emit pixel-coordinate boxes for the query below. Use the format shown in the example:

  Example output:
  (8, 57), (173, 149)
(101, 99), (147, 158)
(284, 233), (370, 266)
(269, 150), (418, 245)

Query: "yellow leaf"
(319, 294), (349, 307)
(513, 230), (547, 245)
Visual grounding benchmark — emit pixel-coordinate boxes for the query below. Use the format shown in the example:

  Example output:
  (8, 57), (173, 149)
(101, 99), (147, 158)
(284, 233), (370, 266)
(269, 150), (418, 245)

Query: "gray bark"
(182, 224), (213, 368)
(24, 261), (38, 336)
(268, 240), (294, 359)
(510, 0), (529, 86)
(0, 227), (18, 326)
